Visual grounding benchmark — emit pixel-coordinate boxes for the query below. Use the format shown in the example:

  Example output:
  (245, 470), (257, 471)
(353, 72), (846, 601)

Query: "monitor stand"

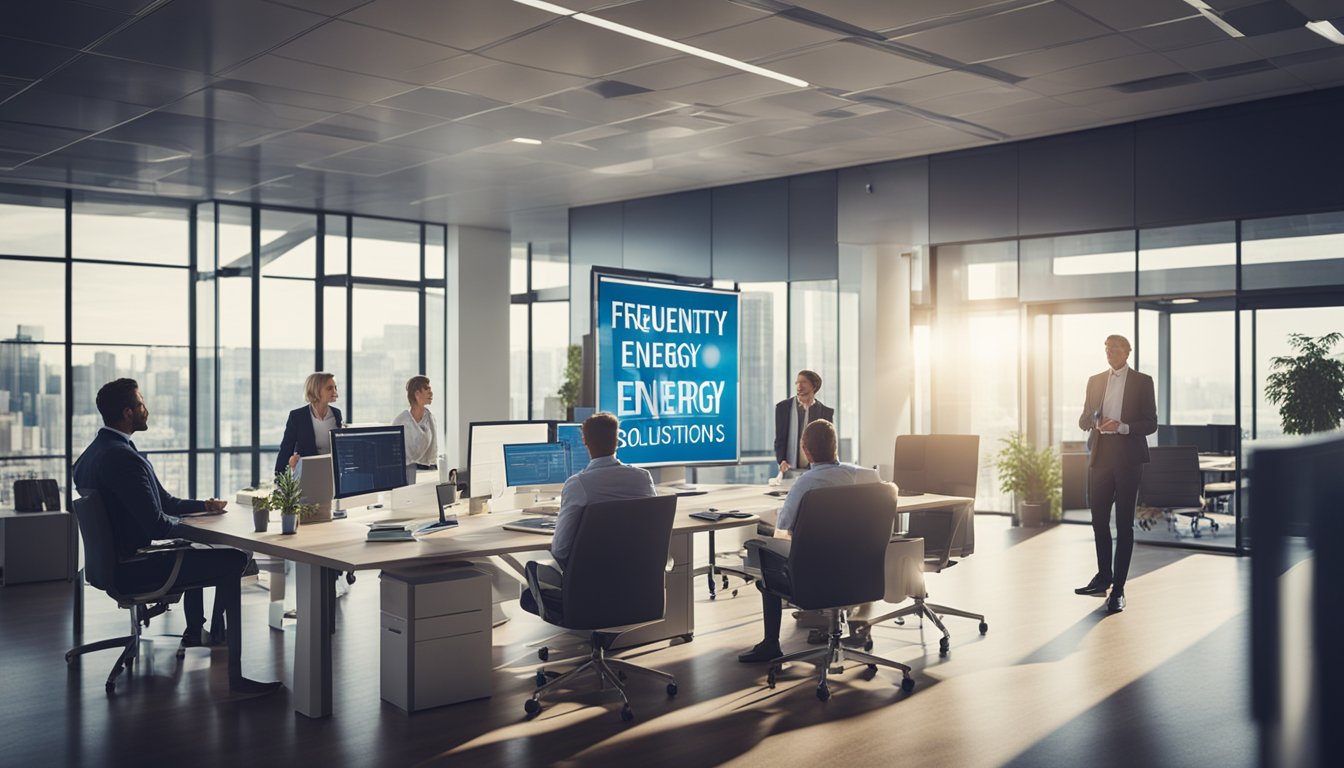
(414, 501), (462, 535)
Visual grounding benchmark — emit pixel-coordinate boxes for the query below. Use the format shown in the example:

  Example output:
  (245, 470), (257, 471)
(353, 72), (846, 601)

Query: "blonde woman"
(392, 375), (438, 485)
(277, 372), (343, 475)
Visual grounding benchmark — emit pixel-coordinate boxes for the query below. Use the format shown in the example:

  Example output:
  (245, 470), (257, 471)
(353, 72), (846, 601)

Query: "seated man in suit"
(520, 412), (656, 615)
(739, 419), (880, 662)
(72, 378), (280, 696)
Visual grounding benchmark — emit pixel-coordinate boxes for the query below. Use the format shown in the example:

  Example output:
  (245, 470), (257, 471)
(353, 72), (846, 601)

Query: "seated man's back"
(549, 413), (656, 568)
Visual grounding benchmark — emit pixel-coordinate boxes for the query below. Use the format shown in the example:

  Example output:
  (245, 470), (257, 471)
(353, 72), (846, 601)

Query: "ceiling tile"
(2, 2), (133, 49)
(682, 16), (841, 62)
(912, 84), (1041, 116)
(992, 34), (1151, 78)
(302, 142), (444, 175)
(587, 0), (769, 40)
(1033, 52), (1187, 90)
(1242, 25), (1338, 57)
(608, 57), (738, 91)
(376, 87), (508, 119)
(433, 61), (587, 103)
(272, 20), (464, 83)
(1125, 16), (1232, 50)
(791, 0), (1014, 34)
(307, 105), (445, 142)
(0, 89), (151, 133)
(767, 42), (947, 91)
(897, 3), (1114, 63)
(482, 17), (676, 79)
(457, 106), (595, 140)
(95, 0), (326, 74)
(261, 0), (373, 15)
(851, 69), (1015, 104)
(653, 72), (800, 108)
(383, 122), (505, 155)
(529, 88), (675, 125)
(0, 119), (89, 155)
(96, 110), (275, 155)
(0, 38), (81, 82)
(225, 54), (411, 102)
(1061, 0), (1200, 31)
(345, 0), (555, 50)
(1162, 38), (1268, 69)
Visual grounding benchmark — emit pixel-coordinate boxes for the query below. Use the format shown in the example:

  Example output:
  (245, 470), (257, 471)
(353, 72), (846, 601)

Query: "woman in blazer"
(276, 372), (343, 475)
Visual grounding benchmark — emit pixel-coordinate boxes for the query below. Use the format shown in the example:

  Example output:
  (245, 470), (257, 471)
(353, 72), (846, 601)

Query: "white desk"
(178, 485), (763, 718)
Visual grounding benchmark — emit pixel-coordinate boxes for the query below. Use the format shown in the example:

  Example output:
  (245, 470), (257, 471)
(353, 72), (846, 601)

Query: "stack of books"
(366, 519), (416, 542)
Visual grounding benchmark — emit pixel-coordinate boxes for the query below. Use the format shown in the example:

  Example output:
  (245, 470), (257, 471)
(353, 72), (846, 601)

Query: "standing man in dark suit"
(1075, 335), (1157, 613)
(73, 378), (280, 696)
(774, 370), (835, 476)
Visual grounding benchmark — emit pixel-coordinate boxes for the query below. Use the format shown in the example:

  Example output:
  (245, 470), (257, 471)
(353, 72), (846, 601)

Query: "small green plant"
(995, 432), (1062, 520)
(556, 344), (583, 410)
(1264, 332), (1344, 435)
(257, 468), (318, 521)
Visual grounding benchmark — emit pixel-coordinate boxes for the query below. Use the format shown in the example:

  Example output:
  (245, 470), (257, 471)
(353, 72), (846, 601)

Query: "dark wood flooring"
(0, 518), (1259, 768)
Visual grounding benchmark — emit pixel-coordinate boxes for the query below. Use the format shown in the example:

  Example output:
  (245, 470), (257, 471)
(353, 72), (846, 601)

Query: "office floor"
(0, 518), (1257, 768)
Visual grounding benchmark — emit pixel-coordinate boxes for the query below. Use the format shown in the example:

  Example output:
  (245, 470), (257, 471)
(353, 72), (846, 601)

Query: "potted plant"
(256, 468), (316, 535)
(556, 344), (583, 420)
(1264, 332), (1344, 435)
(995, 432), (1062, 527)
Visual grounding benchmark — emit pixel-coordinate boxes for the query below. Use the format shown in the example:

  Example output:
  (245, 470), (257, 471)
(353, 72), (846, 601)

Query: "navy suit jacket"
(72, 429), (205, 560)
(276, 404), (343, 475)
(1079, 368), (1157, 468)
(774, 397), (835, 464)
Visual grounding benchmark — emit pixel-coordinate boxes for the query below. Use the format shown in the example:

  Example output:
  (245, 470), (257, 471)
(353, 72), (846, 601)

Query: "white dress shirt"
(551, 455), (657, 567)
(1100, 366), (1131, 435)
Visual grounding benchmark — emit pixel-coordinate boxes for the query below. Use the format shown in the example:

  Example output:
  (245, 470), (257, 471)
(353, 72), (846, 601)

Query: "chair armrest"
(524, 561), (562, 623)
(747, 540), (791, 597)
(128, 550), (188, 603)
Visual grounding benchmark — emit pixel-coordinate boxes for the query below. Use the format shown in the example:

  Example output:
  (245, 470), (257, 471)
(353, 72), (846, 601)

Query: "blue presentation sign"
(595, 276), (739, 466)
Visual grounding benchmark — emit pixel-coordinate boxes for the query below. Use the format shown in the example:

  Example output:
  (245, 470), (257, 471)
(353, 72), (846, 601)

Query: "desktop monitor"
(331, 425), (408, 500)
(571, 406), (595, 422)
(294, 453), (334, 519)
(467, 421), (551, 498)
(502, 442), (576, 490)
(554, 422), (590, 469)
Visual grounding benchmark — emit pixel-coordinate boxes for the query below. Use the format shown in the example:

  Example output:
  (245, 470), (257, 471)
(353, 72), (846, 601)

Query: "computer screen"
(503, 442), (576, 488)
(1156, 424), (1238, 454)
(330, 426), (408, 499)
(467, 421), (551, 498)
(593, 270), (740, 467)
(554, 422), (590, 469)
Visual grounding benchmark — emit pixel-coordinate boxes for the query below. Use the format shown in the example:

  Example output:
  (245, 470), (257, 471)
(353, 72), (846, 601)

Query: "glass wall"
(510, 243), (571, 421)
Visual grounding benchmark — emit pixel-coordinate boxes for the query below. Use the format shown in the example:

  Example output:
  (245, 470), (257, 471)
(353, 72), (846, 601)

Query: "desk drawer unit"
(380, 565), (491, 712)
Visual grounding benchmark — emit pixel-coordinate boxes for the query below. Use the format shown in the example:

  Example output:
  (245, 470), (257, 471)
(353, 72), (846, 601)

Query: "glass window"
(259, 278), (314, 447)
(323, 285), (347, 395)
(425, 225), (445, 282)
(511, 244), (528, 295)
(937, 241), (1018, 301)
(324, 214), (349, 275)
(0, 187), (65, 257)
(1138, 222), (1235, 295)
(531, 248), (569, 292)
(1242, 210), (1344, 290)
(72, 264), (189, 346)
(738, 282), (787, 458)
(258, 211), (316, 279)
(70, 346), (189, 452)
(351, 286), (419, 424)
(220, 451), (253, 495)
(0, 259), (65, 342)
(0, 458), (68, 506)
(1051, 311), (1135, 448)
(1020, 230), (1135, 301)
(218, 270), (252, 449)
(509, 304), (528, 420)
(531, 301), (569, 420)
(71, 195), (189, 265)
(1167, 311), (1235, 424)
(425, 287), (446, 451)
(0, 342), (64, 456)
(195, 205), (217, 453)
(791, 280), (839, 435)
(196, 452), (217, 499)
(1248, 306), (1344, 440)
(352, 218), (419, 280)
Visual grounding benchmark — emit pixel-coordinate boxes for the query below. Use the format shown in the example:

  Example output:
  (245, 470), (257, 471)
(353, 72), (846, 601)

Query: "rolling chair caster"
(538, 646), (549, 661)
(816, 683), (830, 701)
(621, 705), (634, 722)
(902, 676), (915, 693)
(524, 698), (541, 716)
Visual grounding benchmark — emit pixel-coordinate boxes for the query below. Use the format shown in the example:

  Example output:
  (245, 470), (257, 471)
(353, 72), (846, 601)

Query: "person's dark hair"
(405, 375), (430, 407)
(96, 378), (140, 426)
(582, 412), (620, 458)
(798, 369), (822, 392)
(801, 419), (837, 464)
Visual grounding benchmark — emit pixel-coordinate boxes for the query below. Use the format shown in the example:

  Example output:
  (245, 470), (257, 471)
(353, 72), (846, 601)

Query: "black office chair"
(1138, 445), (1208, 536)
(866, 499), (988, 657)
(751, 483), (915, 701)
(66, 492), (194, 693)
(520, 495), (679, 722)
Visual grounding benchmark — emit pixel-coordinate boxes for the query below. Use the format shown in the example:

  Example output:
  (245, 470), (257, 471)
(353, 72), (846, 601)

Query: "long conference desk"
(177, 483), (973, 718)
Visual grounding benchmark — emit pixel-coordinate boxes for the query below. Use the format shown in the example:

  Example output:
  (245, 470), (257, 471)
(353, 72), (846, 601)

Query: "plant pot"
(1019, 501), (1049, 528)
(280, 513), (298, 535)
(252, 507), (270, 533)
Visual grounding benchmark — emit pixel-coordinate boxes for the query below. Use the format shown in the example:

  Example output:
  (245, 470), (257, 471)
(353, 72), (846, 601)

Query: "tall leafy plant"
(556, 344), (583, 410)
(995, 432), (1063, 520)
(1264, 332), (1344, 435)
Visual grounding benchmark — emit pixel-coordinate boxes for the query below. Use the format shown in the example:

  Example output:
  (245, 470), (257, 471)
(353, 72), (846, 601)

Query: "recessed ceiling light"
(1306, 20), (1344, 45)
(1170, 298), (1200, 305)
(511, 137), (543, 145)
(510, 0), (809, 88)
(1180, 0), (1244, 37)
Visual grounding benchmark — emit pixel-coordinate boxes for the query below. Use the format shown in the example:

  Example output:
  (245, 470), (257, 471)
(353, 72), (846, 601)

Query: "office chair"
(65, 492), (193, 693)
(892, 434), (980, 554)
(1138, 446), (1208, 536)
(520, 495), (679, 721)
(749, 483), (915, 701)
(866, 498), (988, 657)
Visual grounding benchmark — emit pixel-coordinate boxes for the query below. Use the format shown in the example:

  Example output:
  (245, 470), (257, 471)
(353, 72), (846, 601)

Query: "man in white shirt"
(1074, 334), (1157, 613)
(738, 419), (880, 662)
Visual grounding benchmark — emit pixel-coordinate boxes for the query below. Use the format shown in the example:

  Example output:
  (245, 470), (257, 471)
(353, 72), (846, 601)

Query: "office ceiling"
(1, 0), (1342, 229)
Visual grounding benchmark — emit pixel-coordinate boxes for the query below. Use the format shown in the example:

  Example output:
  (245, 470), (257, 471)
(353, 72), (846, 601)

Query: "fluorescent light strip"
(1306, 20), (1344, 45)
(511, 0), (809, 88)
(512, 137), (543, 145)
(1180, 0), (1244, 37)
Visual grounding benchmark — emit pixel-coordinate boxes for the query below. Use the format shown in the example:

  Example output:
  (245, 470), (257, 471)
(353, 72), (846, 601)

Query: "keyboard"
(503, 517), (557, 534)
(522, 505), (560, 516)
